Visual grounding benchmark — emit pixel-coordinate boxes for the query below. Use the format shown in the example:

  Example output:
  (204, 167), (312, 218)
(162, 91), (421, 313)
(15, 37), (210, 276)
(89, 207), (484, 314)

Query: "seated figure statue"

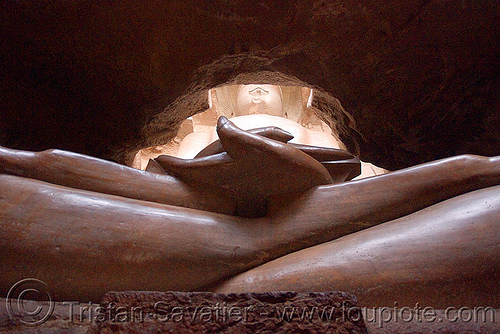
(133, 84), (386, 179)
(133, 84), (387, 217)
(0, 75), (499, 309)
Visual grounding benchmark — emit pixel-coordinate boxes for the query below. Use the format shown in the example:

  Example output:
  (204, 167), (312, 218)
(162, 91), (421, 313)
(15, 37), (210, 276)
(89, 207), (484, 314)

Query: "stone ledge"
(93, 291), (366, 333)
(2, 293), (499, 333)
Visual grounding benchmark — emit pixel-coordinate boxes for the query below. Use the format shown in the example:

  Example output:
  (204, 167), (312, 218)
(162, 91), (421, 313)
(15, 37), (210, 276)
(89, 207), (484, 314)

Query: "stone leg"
(0, 155), (499, 302)
(0, 146), (236, 214)
(215, 185), (500, 308)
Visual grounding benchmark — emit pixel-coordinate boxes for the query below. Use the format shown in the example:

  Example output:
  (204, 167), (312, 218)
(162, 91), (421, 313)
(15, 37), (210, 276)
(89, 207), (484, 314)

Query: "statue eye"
(248, 87), (269, 96)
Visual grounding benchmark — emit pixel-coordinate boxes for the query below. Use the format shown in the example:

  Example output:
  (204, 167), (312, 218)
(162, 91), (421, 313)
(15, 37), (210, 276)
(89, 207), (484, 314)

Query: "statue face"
(235, 84), (283, 116)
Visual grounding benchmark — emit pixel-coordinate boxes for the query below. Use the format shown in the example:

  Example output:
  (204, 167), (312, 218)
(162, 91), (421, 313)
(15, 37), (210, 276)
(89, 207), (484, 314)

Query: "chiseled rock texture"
(1, 295), (499, 333)
(1, 0), (499, 169)
(92, 291), (366, 334)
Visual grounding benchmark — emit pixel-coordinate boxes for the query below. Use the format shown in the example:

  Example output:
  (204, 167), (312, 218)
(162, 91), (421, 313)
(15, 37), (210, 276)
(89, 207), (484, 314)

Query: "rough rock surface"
(2, 296), (499, 333)
(1, 1), (499, 169)
(93, 291), (367, 333)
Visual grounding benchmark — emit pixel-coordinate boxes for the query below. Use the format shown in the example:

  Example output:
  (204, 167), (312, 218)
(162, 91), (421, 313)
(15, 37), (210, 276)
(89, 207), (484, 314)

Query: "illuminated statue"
(133, 84), (386, 179)
(0, 77), (498, 308)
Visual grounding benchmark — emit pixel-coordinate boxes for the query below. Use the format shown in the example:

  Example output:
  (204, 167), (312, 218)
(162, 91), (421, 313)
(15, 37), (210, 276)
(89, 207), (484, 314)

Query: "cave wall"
(1, 0), (499, 170)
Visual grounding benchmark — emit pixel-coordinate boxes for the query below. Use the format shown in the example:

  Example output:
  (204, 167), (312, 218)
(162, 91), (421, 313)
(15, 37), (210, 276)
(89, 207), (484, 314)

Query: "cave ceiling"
(1, 0), (499, 170)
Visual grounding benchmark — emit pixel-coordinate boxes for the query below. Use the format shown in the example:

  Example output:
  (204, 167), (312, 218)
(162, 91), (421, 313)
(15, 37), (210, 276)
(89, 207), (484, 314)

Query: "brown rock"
(91, 291), (367, 334)
(1, 1), (498, 170)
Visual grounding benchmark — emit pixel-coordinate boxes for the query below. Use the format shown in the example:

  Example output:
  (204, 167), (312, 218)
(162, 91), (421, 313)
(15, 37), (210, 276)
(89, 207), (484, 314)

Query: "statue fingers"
(195, 126), (294, 158)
